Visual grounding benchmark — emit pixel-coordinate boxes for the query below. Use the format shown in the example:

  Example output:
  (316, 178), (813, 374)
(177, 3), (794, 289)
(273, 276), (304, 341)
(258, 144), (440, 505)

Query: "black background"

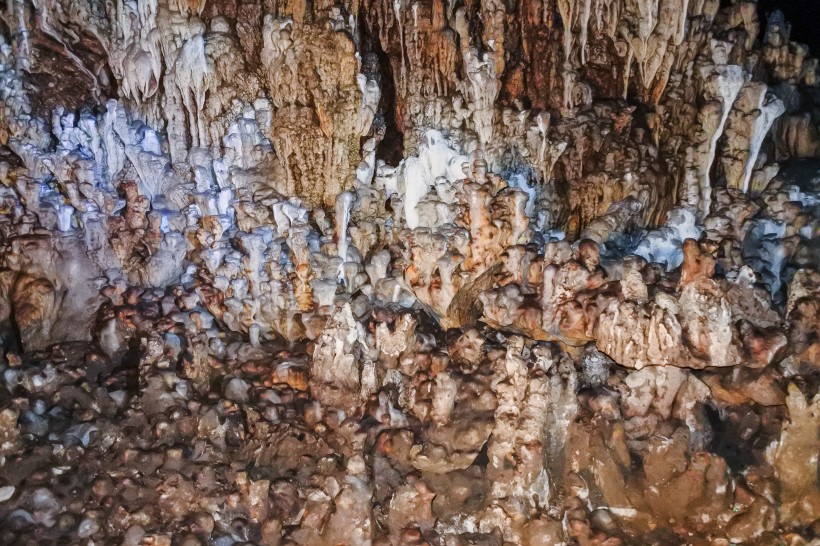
(757, 0), (820, 55)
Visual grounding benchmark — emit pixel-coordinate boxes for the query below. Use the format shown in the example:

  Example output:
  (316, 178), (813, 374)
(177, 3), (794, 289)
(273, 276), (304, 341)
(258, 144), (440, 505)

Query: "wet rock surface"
(0, 0), (818, 544)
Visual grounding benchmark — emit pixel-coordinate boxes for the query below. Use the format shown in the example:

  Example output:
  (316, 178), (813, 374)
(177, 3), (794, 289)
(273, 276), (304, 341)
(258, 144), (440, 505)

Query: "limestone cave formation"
(0, 0), (818, 544)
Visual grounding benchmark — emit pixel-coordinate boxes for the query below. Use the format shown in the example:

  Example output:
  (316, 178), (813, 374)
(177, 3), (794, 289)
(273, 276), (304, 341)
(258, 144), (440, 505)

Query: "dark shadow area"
(758, 0), (820, 54)
(705, 405), (756, 471)
(358, 6), (405, 166)
(372, 43), (405, 167)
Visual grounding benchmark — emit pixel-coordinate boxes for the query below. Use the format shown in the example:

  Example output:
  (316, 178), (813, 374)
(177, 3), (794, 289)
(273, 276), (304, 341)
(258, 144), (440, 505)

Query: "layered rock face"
(0, 0), (818, 544)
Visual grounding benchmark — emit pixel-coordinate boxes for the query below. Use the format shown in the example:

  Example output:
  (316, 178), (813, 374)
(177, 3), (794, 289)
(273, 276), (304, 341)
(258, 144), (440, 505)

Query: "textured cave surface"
(0, 0), (818, 544)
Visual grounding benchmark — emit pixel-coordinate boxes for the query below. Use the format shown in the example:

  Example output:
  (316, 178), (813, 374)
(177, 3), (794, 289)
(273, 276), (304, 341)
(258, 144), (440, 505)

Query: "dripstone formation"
(0, 0), (818, 544)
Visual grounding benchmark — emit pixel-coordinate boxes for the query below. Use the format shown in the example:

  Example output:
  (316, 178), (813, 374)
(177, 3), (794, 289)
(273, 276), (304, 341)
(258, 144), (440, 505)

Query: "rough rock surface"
(0, 0), (818, 544)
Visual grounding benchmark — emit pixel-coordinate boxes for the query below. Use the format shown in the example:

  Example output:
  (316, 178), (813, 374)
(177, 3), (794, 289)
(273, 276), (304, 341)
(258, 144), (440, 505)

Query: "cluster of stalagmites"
(0, 0), (819, 543)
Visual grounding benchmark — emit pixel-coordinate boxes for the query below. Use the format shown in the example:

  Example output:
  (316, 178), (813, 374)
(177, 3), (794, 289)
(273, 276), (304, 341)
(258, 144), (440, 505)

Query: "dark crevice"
(473, 441), (490, 468)
(704, 405), (755, 472)
(359, 6), (404, 166)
